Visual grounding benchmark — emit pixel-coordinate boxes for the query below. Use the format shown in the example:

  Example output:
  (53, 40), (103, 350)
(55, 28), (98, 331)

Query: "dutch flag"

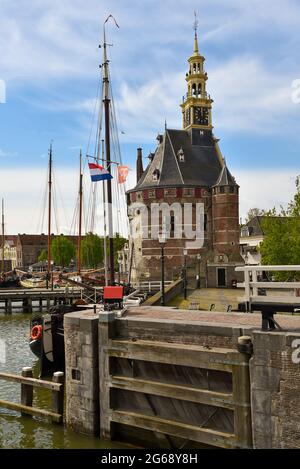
(88, 163), (113, 182)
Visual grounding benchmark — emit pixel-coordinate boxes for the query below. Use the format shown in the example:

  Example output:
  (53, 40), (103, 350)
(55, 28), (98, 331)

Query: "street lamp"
(196, 253), (201, 289)
(158, 230), (167, 306)
(183, 248), (188, 300)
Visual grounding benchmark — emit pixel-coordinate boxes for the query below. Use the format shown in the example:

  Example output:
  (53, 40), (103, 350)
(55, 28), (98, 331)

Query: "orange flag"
(118, 166), (130, 184)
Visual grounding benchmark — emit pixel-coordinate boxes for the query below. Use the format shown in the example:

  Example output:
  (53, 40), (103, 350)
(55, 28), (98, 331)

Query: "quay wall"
(64, 308), (300, 448)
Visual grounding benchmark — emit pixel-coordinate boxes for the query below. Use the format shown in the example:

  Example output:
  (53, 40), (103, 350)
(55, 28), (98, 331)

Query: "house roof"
(213, 163), (238, 187)
(244, 216), (291, 237)
(128, 128), (230, 192)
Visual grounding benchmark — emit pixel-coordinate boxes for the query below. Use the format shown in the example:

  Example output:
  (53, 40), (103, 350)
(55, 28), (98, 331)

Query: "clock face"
(194, 107), (209, 126)
(185, 108), (191, 126)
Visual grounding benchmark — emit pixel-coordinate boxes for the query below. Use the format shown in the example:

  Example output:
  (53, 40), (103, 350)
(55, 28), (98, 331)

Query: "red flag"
(118, 166), (129, 184)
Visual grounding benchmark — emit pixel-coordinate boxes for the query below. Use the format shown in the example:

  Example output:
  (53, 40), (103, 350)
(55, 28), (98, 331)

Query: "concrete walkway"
(168, 288), (244, 311)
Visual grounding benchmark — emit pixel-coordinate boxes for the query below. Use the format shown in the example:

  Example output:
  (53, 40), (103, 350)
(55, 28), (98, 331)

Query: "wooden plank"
(236, 265), (300, 272)
(108, 339), (241, 371)
(232, 360), (252, 449)
(250, 282), (300, 289)
(251, 296), (300, 305)
(110, 376), (234, 409)
(0, 399), (62, 422)
(110, 410), (236, 449)
(52, 372), (64, 421)
(0, 372), (62, 391)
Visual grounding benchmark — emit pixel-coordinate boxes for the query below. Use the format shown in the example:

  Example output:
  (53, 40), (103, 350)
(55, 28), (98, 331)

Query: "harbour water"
(0, 311), (125, 449)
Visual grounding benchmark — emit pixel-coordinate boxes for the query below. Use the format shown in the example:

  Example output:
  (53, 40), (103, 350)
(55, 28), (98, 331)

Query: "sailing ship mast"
(102, 21), (115, 285)
(47, 143), (53, 289)
(1, 199), (4, 273)
(77, 150), (83, 275)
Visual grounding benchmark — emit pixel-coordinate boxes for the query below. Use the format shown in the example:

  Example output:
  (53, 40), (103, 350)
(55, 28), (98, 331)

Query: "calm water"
(0, 311), (126, 449)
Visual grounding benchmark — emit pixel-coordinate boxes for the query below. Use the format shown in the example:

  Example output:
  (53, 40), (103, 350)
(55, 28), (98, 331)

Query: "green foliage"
(259, 176), (300, 280)
(82, 232), (103, 268)
(38, 249), (47, 263)
(51, 235), (76, 267)
(113, 233), (127, 267)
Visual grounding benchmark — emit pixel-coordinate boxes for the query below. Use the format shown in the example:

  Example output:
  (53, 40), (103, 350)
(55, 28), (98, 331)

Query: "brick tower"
(126, 25), (243, 288)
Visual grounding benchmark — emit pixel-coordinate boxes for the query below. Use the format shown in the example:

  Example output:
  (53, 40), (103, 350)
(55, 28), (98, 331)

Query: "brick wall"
(250, 330), (300, 448)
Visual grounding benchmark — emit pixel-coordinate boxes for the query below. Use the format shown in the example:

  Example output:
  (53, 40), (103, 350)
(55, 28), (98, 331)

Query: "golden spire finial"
(193, 11), (199, 54)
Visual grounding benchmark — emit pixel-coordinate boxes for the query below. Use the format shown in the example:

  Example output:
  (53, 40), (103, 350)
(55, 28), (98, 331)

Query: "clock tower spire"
(180, 14), (213, 131)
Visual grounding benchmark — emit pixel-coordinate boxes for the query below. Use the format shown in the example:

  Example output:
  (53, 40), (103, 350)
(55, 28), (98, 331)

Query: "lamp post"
(196, 253), (201, 289)
(183, 248), (188, 300)
(158, 230), (167, 307)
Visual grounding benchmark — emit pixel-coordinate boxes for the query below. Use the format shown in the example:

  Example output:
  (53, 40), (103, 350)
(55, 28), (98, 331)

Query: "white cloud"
(236, 169), (298, 221)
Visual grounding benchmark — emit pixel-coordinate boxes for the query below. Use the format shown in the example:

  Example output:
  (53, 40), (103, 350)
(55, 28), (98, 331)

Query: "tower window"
(204, 214), (208, 232)
(177, 147), (185, 162)
(219, 187), (225, 194)
(170, 215), (175, 233)
(229, 186), (235, 194)
(152, 169), (160, 181)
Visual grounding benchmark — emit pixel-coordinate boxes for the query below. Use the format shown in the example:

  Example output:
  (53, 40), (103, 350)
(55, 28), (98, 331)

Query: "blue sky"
(0, 0), (299, 232)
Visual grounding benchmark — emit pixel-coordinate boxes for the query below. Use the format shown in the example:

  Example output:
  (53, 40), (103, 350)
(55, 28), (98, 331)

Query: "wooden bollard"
(52, 371), (64, 423)
(21, 367), (33, 412)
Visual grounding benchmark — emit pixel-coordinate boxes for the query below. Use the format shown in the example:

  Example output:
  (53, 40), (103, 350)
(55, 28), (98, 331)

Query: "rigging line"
(36, 165), (49, 233)
(52, 180), (60, 235)
(55, 170), (70, 232)
(86, 78), (102, 157)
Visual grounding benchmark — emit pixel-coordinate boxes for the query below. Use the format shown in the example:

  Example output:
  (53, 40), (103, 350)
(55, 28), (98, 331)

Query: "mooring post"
(52, 371), (64, 423)
(21, 367), (33, 412)
(7, 298), (12, 314)
(232, 336), (253, 449)
(39, 298), (43, 313)
(99, 311), (116, 440)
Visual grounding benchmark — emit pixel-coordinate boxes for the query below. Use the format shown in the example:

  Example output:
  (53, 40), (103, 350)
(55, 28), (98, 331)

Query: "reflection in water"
(0, 313), (124, 449)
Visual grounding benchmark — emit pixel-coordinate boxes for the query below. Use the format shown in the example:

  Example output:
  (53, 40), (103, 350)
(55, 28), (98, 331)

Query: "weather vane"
(193, 11), (198, 36)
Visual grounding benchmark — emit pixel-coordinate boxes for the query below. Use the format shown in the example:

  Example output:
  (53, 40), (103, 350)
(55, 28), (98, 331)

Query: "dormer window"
(152, 169), (160, 181)
(156, 134), (163, 144)
(177, 147), (185, 162)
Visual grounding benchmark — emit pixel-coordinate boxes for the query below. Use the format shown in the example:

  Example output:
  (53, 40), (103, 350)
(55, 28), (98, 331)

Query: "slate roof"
(129, 128), (231, 192)
(213, 163), (238, 187)
(243, 216), (291, 237)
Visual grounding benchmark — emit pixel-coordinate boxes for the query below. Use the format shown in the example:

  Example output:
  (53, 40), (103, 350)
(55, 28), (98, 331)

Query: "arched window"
(177, 147), (185, 162)
(152, 169), (160, 182)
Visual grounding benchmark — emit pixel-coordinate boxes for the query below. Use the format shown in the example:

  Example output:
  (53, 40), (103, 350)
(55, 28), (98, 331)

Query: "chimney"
(136, 147), (144, 184)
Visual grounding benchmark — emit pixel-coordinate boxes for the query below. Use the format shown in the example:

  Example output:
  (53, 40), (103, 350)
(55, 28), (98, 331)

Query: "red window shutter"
(176, 188), (183, 198)
(195, 188), (202, 198)
(156, 189), (164, 199)
(131, 192), (136, 202)
(143, 190), (149, 200)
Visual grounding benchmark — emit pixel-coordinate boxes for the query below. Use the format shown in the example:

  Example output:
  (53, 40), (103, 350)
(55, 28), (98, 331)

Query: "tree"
(51, 235), (76, 267)
(245, 207), (267, 224)
(82, 233), (103, 268)
(38, 249), (47, 263)
(259, 176), (300, 279)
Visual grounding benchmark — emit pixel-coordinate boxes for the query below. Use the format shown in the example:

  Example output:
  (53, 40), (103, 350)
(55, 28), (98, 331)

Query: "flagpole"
(102, 22), (115, 285)
(102, 140), (108, 286)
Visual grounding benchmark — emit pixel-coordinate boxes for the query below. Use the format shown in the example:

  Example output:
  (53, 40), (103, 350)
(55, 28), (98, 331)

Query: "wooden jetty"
(0, 368), (64, 423)
(0, 288), (82, 313)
